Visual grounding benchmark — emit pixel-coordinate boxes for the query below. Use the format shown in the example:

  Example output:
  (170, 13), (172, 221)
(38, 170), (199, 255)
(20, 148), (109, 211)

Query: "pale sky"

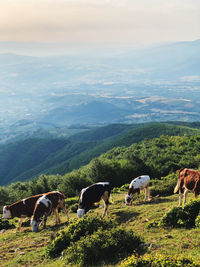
(1, 0), (200, 45)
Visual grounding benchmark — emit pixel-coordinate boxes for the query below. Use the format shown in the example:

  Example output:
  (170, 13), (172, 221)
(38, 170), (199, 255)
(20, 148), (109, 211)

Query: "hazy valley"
(0, 39), (200, 144)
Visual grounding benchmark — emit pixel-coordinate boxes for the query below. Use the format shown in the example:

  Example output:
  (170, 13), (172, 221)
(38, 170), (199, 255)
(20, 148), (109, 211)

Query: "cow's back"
(9, 194), (42, 218)
(80, 183), (110, 205)
(130, 175), (150, 189)
(44, 191), (64, 209)
(182, 169), (200, 191)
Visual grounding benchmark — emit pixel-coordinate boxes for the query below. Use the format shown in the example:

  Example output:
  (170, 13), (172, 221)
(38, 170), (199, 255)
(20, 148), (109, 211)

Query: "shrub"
(0, 218), (15, 230)
(146, 220), (159, 229)
(64, 227), (143, 266)
(45, 215), (117, 258)
(112, 187), (121, 193)
(69, 203), (78, 213)
(195, 215), (200, 228)
(65, 196), (79, 213)
(120, 254), (200, 267)
(150, 173), (177, 197)
(65, 196), (78, 207)
(160, 200), (200, 228)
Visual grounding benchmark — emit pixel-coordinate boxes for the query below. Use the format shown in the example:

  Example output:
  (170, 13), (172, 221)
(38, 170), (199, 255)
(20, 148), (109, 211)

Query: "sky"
(0, 0), (200, 46)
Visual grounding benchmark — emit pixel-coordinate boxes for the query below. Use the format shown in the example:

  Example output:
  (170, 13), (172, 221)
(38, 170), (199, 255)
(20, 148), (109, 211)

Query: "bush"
(112, 187), (121, 193)
(69, 203), (78, 213)
(45, 215), (117, 258)
(160, 200), (200, 228)
(65, 196), (78, 207)
(150, 173), (177, 197)
(195, 215), (200, 228)
(0, 218), (15, 230)
(120, 254), (200, 267)
(64, 227), (143, 266)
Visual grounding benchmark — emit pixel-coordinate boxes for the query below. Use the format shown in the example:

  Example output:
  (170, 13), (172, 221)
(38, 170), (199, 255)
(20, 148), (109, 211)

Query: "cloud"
(0, 0), (199, 44)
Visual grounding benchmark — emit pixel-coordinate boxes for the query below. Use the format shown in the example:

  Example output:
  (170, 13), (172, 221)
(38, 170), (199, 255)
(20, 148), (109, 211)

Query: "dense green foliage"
(45, 215), (117, 258)
(150, 173), (177, 196)
(1, 121), (200, 186)
(64, 227), (143, 266)
(46, 215), (142, 266)
(120, 254), (200, 267)
(0, 218), (15, 230)
(160, 200), (200, 228)
(2, 133), (200, 207)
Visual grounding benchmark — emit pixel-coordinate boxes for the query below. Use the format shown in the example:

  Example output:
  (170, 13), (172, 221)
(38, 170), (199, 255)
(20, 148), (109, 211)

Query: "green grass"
(1, 192), (200, 266)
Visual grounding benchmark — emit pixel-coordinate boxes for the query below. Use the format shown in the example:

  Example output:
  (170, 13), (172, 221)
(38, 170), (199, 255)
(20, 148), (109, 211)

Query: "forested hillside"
(1, 121), (200, 186)
(1, 132), (200, 208)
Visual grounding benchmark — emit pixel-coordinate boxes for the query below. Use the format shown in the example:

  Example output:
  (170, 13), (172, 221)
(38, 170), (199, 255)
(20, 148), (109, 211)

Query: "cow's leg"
(102, 191), (109, 218)
(183, 189), (188, 204)
(143, 188), (147, 201)
(144, 186), (150, 201)
(43, 214), (48, 228)
(52, 208), (60, 224)
(17, 218), (23, 232)
(179, 189), (182, 206)
(146, 185), (150, 200)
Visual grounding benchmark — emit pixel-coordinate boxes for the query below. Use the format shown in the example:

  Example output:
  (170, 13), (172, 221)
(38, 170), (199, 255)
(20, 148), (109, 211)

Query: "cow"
(125, 175), (150, 205)
(31, 191), (69, 232)
(77, 182), (111, 219)
(2, 193), (44, 231)
(174, 168), (200, 205)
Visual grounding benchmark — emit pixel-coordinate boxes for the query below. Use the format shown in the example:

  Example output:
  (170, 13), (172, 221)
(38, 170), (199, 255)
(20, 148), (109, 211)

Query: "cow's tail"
(174, 180), (180, 193)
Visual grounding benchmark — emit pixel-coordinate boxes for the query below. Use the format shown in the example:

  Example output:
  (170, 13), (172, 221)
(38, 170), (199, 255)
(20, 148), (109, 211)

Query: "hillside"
(1, 193), (200, 266)
(1, 122), (200, 186)
(1, 127), (200, 265)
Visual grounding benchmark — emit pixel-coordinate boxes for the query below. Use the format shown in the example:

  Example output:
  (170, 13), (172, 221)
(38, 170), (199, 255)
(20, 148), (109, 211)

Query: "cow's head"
(2, 206), (12, 219)
(30, 219), (40, 232)
(77, 208), (85, 218)
(125, 195), (132, 205)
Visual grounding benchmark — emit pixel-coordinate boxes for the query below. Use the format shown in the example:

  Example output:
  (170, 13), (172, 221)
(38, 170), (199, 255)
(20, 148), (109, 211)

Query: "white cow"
(125, 175), (150, 205)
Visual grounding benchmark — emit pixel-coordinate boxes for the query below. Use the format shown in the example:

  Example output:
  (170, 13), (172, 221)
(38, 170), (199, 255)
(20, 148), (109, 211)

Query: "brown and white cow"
(2, 193), (43, 231)
(125, 175), (150, 205)
(77, 182), (111, 219)
(174, 168), (200, 205)
(31, 191), (69, 232)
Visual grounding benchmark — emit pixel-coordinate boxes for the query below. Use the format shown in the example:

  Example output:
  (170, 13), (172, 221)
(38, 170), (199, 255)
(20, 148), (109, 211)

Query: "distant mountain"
(1, 121), (200, 186)
(0, 39), (199, 135)
(119, 39), (200, 78)
(41, 101), (130, 125)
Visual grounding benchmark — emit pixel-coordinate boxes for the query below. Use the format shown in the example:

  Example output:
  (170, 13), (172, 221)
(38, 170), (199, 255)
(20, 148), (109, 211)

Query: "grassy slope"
(1, 192), (200, 266)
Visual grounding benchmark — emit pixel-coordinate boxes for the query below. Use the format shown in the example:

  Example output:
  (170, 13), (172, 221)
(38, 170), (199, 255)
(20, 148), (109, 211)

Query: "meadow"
(1, 190), (200, 266)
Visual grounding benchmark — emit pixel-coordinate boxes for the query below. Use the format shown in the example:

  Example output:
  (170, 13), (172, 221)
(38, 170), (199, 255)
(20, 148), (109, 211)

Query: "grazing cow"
(2, 193), (43, 231)
(125, 175), (150, 205)
(31, 191), (69, 232)
(77, 182), (111, 219)
(174, 168), (200, 205)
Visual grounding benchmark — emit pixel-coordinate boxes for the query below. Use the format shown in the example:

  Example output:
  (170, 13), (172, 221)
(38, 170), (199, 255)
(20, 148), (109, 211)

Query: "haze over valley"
(0, 39), (200, 144)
